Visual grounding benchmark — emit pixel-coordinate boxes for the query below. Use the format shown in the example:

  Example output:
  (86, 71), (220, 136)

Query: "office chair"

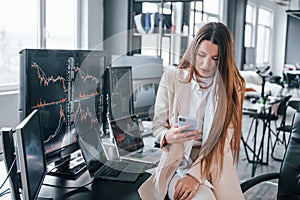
(269, 75), (283, 87)
(241, 111), (300, 199)
(285, 72), (300, 97)
(287, 100), (300, 112)
(271, 99), (299, 161)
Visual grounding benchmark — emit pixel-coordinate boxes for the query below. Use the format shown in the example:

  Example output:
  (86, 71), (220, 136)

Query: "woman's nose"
(203, 57), (212, 68)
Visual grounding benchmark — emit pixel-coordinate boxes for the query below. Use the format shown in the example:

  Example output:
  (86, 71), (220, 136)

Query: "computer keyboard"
(97, 162), (128, 177)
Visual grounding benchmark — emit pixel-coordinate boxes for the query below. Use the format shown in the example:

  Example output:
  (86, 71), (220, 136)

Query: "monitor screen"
(110, 115), (144, 153)
(111, 55), (163, 120)
(108, 66), (134, 120)
(132, 80), (159, 120)
(14, 109), (46, 200)
(19, 49), (109, 172)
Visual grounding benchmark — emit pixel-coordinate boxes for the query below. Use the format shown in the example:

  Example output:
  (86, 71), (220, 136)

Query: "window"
(0, 0), (77, 90)
(244, 4), (272, 66)
(0, 0), (37, 88)
(190, 0), (222, 34)
(45, 0), (76, 49)
(245, 4), (255, 47)
(256, 8), (272, 64)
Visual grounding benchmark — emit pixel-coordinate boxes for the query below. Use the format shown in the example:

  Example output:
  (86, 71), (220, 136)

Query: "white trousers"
(168, 174), (216, 200)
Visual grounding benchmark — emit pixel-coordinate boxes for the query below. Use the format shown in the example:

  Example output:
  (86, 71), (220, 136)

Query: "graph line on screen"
(31, 62), (67, 92)
(74, 101), (99, 126)
(74, 67), (99, 84)
(44, 105), (66, 143)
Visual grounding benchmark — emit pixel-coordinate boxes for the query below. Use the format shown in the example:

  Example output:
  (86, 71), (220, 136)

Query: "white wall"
(0, 91), (19, 128)
(0, 91), (19, 154)
(272, 4), (288, 76)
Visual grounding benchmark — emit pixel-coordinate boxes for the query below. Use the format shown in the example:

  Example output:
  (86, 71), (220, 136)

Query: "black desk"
(242, 98), (281, 177)
(0, 160), (151, 200)
(40, 171), (150, 200)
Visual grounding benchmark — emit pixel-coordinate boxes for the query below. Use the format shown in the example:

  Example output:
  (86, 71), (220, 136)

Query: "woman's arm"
(152, 70), (173, 149)
(152, 69), (201, 150)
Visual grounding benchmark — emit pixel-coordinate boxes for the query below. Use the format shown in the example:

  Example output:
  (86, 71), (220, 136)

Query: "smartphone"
(178, 115), (197, 132)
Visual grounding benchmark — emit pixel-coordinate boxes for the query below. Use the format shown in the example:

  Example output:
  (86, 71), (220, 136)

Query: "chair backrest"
(277, 111), (300, 199)
(276, 95), (292, 117)
(288, 100), (300, 112)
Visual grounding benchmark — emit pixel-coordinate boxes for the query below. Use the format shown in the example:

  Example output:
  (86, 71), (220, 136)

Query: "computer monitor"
(111, 55), (163, 120)
(107, 66), (134, 120)
(132, 80), (159, 120)
(1, 127), (21, 200)
(14, 109), (47, 200)
(19, 49), (109, 178)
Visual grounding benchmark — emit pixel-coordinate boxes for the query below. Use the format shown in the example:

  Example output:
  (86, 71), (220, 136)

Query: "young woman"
(138, 22), (246, 200)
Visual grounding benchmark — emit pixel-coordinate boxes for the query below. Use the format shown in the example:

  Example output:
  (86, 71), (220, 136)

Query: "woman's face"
(195, 40), (219, 78)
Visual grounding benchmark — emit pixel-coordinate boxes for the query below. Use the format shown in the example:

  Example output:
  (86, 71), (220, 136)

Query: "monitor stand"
(47, 154), (87, 180)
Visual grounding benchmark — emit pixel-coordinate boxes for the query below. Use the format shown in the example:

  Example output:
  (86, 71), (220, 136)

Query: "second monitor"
(107, 66), (134, 120)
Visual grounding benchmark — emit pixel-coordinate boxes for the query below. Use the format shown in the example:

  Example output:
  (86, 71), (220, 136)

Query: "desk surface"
(243, 97), (281, 112)
(284, 69), (300, 75)
(40, 170), (150, 200)
(0, 134), (157, 200)
(0, 160), (151, 200)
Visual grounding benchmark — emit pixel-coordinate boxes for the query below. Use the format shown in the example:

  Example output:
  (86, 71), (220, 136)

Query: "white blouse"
(176, 75), (214, 188)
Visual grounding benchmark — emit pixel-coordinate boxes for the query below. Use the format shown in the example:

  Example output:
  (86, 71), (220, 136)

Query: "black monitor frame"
(1, 127), (21, 200)
(107, 66), (134, 120)
(19, 49), (110, 179)
(14, 109), (47, 200)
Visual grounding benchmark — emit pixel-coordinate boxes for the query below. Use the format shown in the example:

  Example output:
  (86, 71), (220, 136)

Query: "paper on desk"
(142, 121), (153, 130)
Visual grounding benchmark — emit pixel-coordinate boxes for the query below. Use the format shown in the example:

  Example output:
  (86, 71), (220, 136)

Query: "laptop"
(108, 115), (162, 164)
(77, 128), (146, 183)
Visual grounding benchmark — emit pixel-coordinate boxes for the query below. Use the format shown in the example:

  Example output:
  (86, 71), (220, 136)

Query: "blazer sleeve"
(152, 69), (175, 151)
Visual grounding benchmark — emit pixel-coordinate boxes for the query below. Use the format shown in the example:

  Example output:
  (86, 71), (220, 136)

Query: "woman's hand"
(164, 123), (202, 144)
(174, 175), (200, 200)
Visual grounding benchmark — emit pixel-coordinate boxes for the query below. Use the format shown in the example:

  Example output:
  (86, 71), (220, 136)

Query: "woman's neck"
(194, 74), (214, 89)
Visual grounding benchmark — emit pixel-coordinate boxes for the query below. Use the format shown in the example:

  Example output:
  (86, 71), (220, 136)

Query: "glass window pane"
(203, 0), (219, 15)
(258, 8), (271, 26)
(256, 26), (264, 64)
(0, 0), (37, 85)
(246, 4), (254, 23)
(264, 28), (270, 63)
(203, 13), (208, 22)
(195, 11), (203, 23)
(195, 1), (203, 11)
(244, 24), (252, 47)
(208, 16), (218, 22)
(46, 0), (76, 49)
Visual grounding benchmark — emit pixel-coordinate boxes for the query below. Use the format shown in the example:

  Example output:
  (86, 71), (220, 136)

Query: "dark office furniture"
(40, 170), (150, 200)
(242, 97), (281, 177)
(241, 111), (300, 199)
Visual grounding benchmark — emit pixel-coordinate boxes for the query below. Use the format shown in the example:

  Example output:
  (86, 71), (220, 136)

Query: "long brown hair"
(178, 22), (245, 179)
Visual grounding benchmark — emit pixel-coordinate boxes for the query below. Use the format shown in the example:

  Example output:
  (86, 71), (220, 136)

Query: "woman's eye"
(212, 57), (219, 61)
(198, 53), (205, 57)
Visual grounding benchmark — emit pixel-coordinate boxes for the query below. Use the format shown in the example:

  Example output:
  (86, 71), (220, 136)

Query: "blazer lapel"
(175, 69), (191, 116)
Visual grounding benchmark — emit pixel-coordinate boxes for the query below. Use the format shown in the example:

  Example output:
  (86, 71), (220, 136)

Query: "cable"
(0, 158), (16, 190)
(0, 188), (10, 197)
(43, 179), (94, 189)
